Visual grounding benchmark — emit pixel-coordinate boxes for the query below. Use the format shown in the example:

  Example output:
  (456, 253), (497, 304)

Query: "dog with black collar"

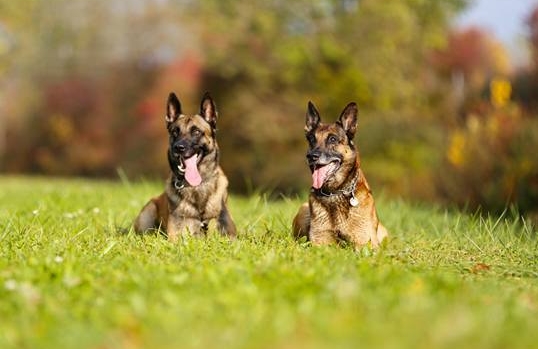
(134, 92), (236, 241)
(292, 101), (388, 248)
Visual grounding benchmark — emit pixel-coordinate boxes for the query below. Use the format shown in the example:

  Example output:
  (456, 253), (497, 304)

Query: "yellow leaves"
(485, 115), (499, 137)
(488, 40), (512, 76)
(440, 100), (538, 214)
(490, 78), (512, 108)
(519, 158), (534, 174)
(470, 262), (491, 274)
(447, 117), (499, 168)
(47, 113), (74, 144)
(447, 131), (466, 167)
(447, 89), (518, 169)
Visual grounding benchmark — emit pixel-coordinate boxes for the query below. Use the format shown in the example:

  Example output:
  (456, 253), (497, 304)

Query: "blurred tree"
(188, 0), (467, 112)
(431, 27), (512, 118)
(435, 5), (538, 217)
(176, 0), (468, 193)
(528, 5), (538, 68)
(1, 0), (470, 198)
(0, 0), (197, 177)
(512, 5), (538, 111)
(437, 104), (538, 217)
(0, 0), (38, 166)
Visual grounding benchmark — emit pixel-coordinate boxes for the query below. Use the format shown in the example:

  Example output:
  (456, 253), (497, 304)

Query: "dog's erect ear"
(200, 92), (217, 129)
(337, 102), (358, 139)
(166, 92), (182, 124)
(305, 101), (321, 133)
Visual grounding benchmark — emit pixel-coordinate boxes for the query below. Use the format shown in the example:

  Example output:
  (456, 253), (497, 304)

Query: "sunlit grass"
(0, 176), (537, 349)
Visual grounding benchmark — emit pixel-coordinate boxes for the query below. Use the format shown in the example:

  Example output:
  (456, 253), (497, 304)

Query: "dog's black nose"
(306, 150), (321, 163)
(173, 143), (186, 154)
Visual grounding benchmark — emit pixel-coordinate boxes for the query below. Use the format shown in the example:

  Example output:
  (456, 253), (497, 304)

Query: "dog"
(134, 92), (236, 241)
(292, 101), (388, 248)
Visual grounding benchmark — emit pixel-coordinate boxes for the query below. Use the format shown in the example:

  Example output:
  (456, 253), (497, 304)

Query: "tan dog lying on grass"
(293, 101), (388, 248)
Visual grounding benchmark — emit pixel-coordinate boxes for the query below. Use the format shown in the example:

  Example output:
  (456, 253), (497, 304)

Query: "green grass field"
(1, 176), (537, 349)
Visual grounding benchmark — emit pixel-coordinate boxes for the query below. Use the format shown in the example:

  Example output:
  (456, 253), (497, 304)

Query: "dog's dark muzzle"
(306, 149), (322, 164)
(306, 149), (342, 171)
(168, 140), (198, 177)
(171, 140), (199, 159)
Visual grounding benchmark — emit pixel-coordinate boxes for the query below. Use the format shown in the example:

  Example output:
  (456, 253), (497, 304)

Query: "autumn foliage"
(0, 0), (537, 217)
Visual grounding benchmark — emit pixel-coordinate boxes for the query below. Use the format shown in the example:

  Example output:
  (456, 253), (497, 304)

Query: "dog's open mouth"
(177, 153), (202, 186)
(311, 160), (340, 189)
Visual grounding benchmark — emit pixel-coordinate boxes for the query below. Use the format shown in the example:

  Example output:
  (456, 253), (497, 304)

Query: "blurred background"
(0, 0), (537, 218)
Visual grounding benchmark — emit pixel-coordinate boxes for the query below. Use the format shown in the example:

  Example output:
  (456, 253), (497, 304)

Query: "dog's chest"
(178, 186), (221, 218)
(166, 174), (222, 219)
(311, 196), (348, 227)
(310, 195), (370, 232)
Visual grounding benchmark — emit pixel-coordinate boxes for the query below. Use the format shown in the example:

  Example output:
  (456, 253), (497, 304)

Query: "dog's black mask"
(167, 126), (208, 179)
(164, 92), (218, 184)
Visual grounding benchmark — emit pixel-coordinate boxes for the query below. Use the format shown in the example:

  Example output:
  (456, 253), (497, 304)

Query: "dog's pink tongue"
(184, 155), (202, 186)
(312, 164), (331, 189)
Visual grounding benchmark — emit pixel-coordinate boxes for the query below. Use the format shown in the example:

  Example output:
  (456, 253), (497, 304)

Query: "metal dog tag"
(349, 196), (359, 207)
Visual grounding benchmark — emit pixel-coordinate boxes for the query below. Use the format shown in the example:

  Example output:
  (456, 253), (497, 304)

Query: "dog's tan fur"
(292, 101), (387, 248)
(134, 92), (236, 241)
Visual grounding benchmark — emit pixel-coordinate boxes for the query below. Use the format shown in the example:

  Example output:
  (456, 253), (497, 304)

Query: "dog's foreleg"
(217, 204), (237, 238)
(376, 223), (388, 244)
(167, 215), (203, 241)
(309, 229), (337, 246)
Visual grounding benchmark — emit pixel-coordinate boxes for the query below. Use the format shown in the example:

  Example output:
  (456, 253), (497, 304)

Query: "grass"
(0, 175), (537, 349)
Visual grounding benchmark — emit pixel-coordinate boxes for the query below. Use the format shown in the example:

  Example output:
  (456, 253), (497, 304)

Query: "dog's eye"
(306, 133), (316, 145)
(327, 135), (338, 144)
(171, 127), (180, 138)
(191, 128), (202, 137)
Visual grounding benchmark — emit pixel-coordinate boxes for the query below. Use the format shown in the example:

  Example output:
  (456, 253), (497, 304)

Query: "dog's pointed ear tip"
(168, 93), (181, 106)
(307, 101), (320, 118)
(341, 102), (358, 119)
